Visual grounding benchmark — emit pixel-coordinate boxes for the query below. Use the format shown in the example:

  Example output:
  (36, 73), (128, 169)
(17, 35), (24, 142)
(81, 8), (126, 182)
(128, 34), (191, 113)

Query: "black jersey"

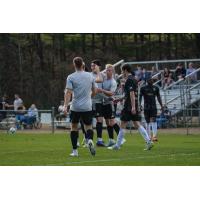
(140, 85), (160, 110)
(124, 75), (138, 111)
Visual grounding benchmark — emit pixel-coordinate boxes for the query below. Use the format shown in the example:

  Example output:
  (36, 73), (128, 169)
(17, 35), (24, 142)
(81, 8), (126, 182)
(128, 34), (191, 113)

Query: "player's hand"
(63, 105), (68, 115)
(96, 88), (103, 93)
(131, 107), (136, 115)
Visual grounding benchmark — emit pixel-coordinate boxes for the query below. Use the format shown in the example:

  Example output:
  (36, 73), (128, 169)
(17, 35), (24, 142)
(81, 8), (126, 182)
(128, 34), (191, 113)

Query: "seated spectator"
(56, 101), (66, 121)
(135, 65), (143, 81)
(162, 67), (170, 87)
(15, 104), (26, 129)
(24, 104), (39, 125)
(150, 66), (159, 82)
(141, 68), (151, 84)
(186, 62), (197, 83)
(163, 71), (174, 88)
(175, 63), (186, 81)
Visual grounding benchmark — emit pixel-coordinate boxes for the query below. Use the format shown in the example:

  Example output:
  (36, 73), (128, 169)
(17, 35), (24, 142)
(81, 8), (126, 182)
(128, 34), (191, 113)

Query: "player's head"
(147, 77), (153, 85)
(105, 64), (114, 78)
(91, 59), (101, 72)
(73, 57), (84, 70)
(121, 64), (132, 76)
(14, 94), (20, 99)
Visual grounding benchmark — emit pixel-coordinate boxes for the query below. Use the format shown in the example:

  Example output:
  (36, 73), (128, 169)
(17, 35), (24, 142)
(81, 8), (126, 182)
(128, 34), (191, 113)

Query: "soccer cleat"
(144, 142), (153, 151)
(121, 138), (126, 145)
(107, 144), (120, 150)
(69, 150), (78, 157)
(96, 140), (105, 147)
(88, 139), (96, 156)
(106, 139), (116, 147)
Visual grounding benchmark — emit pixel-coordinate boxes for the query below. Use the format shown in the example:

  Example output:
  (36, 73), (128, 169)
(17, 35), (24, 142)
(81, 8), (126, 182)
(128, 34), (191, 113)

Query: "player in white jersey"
(90, 60), (106, 147)
(63, 57), (97, 157)
(97, 64), (121, 147)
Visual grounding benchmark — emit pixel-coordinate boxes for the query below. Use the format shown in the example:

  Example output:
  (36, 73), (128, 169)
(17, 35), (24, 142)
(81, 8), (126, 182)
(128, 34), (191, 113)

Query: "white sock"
(146, 123), (151, 138)
(116, 128), (125, 147)
(151, 122), (158, 137)
(73, 149), (78, 154)
(138, 125), (151, 143)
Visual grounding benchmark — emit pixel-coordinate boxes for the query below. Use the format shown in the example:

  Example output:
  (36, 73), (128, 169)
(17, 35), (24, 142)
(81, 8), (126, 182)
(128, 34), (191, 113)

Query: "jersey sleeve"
(66, 76), (73, 90)
(127, 79), (137, 93)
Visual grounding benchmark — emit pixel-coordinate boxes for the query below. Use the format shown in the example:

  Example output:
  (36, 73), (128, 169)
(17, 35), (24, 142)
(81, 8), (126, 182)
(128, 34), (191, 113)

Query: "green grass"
(0, 131), (200, 166)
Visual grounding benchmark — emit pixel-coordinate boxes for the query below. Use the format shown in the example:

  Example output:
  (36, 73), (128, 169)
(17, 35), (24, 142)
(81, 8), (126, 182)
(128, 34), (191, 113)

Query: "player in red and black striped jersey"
(108, 64), (153, 151)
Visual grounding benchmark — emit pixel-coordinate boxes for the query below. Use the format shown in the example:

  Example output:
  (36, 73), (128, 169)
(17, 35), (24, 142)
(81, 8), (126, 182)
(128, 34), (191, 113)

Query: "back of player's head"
(91, 59), (101, 67)
(122, 64), (132, 73)
(73, 57), (84, 69)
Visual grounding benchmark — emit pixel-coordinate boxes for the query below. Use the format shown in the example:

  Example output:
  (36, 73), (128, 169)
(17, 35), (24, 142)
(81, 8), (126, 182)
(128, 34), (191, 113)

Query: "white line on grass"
(46, 152), (200, 166)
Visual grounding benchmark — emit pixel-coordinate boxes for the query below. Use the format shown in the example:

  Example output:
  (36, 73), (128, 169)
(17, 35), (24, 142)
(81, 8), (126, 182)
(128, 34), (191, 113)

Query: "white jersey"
(66, 71), (95, 112)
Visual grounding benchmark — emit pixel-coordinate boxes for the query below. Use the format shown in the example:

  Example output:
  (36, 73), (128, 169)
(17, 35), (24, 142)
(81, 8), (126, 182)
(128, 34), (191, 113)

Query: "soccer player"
(90, 60), (105, 146)
(63, 57), (96, 157)
(139, 77), (163, 142)
(109, 64), (153, 151)
(97, 64), (121, 147)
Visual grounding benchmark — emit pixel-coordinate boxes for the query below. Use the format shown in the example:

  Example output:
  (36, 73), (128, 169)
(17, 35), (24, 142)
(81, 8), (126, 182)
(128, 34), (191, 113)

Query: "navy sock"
(107, 126), (114, 139)
(113, 123), (120, 135)
(87, 129), (94, 140)
(70, 131), (79, 149)
(96, 122), (103, 138)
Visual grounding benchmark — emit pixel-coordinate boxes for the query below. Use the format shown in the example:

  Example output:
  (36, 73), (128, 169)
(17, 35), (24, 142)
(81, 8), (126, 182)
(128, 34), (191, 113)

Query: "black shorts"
(120, 109), (141, 122)
(92, 103), (103, 118)
(70, 110), (93, 125)
(144, 108), (157, 123)
(102, 104), (115, 119)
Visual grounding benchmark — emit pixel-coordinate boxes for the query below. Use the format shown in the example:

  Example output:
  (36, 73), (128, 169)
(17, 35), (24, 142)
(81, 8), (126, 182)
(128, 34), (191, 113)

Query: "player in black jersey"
(139, 78), (163, 142)
(108, 64), (153, 151)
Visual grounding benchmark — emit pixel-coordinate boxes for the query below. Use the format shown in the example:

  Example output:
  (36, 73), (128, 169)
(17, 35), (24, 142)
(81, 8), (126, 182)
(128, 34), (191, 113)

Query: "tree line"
(0, 33), (200, 108)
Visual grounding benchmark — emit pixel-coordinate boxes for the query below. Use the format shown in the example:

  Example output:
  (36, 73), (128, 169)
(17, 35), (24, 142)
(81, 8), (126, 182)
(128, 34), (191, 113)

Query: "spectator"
(26, 104), (38, 125)
(150, 66), (159, 82)
(175, 63), (186, 81)
(186, 62), (197, 83)
(13, 94), (23, 111)
(16, 104), (26, 129)
(141, 68), (151, 84)
(163, 68), (174, 89)
(135, 65), (143, 81)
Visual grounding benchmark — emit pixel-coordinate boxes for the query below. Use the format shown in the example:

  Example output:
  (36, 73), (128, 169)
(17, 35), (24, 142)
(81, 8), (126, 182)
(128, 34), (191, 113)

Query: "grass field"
(0, 131), (200, 166)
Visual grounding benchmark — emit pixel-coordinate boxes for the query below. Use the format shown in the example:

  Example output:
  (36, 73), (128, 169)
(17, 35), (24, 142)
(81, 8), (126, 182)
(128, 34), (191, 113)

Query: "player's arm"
(91, 78), (98, 97)
(156, 88), (163, 110)
(63, 89), (72, 114)
(130, 91), (136, 114)
(139, 87), (143, 107)
(97, 80), (117, 97)
(95, 66), (103, 83)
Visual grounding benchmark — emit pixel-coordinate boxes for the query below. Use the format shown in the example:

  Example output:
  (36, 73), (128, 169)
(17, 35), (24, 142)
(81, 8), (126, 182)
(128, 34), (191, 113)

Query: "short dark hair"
(122, 64), (132, 73)
(73, 57), (83, 69)
(91, 59), (101, 66)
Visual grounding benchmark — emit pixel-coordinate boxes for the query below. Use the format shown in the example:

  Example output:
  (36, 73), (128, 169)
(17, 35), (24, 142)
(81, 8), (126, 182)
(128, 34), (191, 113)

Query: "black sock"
(70, 131), (79, 149)
(96, 122), (103, 138)
(87, 129), (94, 140)
(113, 123), (120, 135)
(107, 126), (114, 139)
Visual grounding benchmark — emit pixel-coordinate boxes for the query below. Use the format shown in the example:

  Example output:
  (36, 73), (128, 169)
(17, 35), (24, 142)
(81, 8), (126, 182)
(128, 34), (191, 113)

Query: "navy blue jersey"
(140, 85), (160, 110)
(124, 75), (138, 111)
